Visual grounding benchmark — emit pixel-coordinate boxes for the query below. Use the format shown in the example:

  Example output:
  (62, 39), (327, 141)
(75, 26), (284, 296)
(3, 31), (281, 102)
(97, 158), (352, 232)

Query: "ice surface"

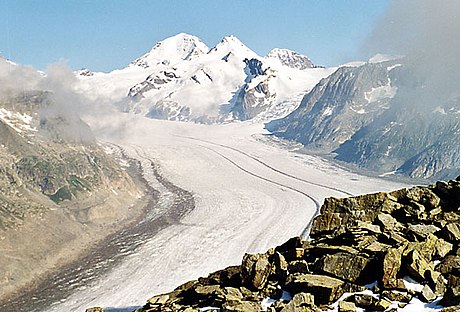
(44, 115), (406, 311)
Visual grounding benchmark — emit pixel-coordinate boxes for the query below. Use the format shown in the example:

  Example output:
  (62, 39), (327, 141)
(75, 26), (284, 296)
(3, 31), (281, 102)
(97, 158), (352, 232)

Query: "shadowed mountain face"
(267, 60), (460, 181)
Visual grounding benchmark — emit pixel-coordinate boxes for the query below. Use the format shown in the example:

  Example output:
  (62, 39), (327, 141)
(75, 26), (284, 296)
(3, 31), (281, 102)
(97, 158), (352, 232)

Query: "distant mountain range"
(76, 33), (333, 123)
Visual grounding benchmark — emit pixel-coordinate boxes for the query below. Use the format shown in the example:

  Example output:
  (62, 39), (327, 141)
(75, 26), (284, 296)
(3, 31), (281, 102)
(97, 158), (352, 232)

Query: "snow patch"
(0, 108), (37, 134)
(364, 81), (397, 103)
(322, 106), (334, 117)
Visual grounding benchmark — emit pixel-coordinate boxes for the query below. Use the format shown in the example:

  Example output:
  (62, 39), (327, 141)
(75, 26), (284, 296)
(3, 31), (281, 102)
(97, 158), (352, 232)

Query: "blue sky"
(0, 0), (390, 72)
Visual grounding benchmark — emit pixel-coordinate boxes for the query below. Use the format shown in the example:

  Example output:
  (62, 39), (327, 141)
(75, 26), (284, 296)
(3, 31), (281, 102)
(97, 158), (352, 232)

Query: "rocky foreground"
(88, 178), (460, 312)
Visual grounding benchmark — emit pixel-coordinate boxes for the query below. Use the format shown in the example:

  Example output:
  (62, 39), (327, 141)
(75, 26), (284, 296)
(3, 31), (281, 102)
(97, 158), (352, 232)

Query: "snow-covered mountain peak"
(131, 33), (209, 68)
(208, 35), (257, 59)
(265, 48), (314, 70)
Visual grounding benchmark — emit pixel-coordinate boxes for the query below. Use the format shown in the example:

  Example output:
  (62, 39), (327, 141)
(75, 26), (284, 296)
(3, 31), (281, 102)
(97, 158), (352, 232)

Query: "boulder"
(194, 284), (221, 297)
(241, 253), (272, 290)
(272, 252), (288, 283)
(437, 255), (460, 274)
(320, 252), (371, 283)
(349, 293), (376, 309)
(419, 285), (437, 302)
(374, 298), (392, 311)
(280, 292), (316, 312)
(287, 260), (310, 274)
(440, 286), (460, 307)
(338, 300), (356, 312)
(147, 294), (170, 305)
(382, 248), (405, 289)
(207, 266), (242, 287)
(85, 308), (104, 312)
(284, 274), (344, 305)
(442, 222), (460, 242)
(408, 224), (440, 238)
(222, 300), (262, 312)
(381, 290), (412, 302)
(404, 250), (435, 282)
(375, 213), (405, 232)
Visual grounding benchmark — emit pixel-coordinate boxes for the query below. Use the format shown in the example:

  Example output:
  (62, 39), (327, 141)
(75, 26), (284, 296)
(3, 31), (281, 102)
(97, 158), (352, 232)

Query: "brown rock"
(420, 285), (437, 302)
(363, 240), (391, 253)
(408, 224), (440, 238)
(375, 213), (405, 232)
(338, 300), (356, 312)
(405, 250), (435, 282)
(207, 266), (242, 287)
(437, 255), (460, 274)
(441, 306), (460, 312)
(374, 298), (392, 311)
(443, 222), (460, 242)
(382, 248), (405, 289)
(440, 286), (460, 307)
(241, 253), (272, 290)
(194, 284), (221, 296)
(320, 252), (371, 283)
(272, 251), (288, 283)
(222, 300), (262, 312)
(147, 294), (170, 305)
(285, 274), (344, 305)
(287, 260), (310, 274)
(351, 293), (376, 308)
(85, 308), (104, 312)
(381, 290), (412, 303)
(280, 247), (305, 262)
(280, 292), (316, 312)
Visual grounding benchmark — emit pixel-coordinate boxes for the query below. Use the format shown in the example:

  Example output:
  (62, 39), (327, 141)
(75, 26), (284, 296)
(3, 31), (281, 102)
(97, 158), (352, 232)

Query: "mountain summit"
(77, 33), (328, 123)
(131, 33), (209, 68)
(266, 48), (315, 70)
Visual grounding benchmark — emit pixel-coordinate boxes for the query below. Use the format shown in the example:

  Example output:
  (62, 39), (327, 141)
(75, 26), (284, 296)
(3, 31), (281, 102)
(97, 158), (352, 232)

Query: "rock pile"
(98, 178), (460, 311)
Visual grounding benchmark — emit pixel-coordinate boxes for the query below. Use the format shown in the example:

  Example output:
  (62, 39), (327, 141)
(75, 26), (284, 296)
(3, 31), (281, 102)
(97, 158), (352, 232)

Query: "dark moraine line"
(177, 135), (354, 197)
(199, 145), (321, 240)
(0, 153), (195, 312)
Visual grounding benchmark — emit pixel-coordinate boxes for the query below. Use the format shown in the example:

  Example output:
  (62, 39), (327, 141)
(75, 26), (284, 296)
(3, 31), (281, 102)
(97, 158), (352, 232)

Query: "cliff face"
(120, 177), (460, 312)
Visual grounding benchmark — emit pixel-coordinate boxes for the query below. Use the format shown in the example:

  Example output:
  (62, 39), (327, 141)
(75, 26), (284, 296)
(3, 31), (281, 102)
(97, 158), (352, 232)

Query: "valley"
(24, 116), (405, 311)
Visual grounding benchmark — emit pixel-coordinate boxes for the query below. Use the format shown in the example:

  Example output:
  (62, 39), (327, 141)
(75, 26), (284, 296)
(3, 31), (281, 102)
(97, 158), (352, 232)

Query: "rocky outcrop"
(126, 177), (460, 311)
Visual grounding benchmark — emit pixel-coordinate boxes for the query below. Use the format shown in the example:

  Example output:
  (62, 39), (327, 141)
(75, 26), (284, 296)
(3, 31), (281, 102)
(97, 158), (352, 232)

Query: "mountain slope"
(0, 60), (146, 302)
(267, 59), (460, 180)
(76, 33), (334, 123)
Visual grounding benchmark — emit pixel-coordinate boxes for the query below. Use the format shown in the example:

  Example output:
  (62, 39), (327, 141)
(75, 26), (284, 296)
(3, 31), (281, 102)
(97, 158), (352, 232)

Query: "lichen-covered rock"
(382, 248), (405, 289)
(320, 252), (371, 283)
